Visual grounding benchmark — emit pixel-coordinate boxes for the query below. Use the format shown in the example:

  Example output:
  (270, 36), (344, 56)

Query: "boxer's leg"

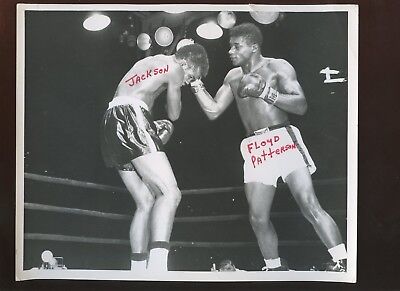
(285, 167), (347, 269)
(245, 182), (287, 270)
(285, 167), (343, 248)
(119, 168), (155, 271)
(132, 152), (182, 271)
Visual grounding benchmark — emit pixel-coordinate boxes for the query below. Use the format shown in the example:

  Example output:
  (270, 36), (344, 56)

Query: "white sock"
(130, 252), (148, 271)
(328, 243), (347, 262)
(264, 257), (281, 269)
(147, 248), (169, 272)
(130, 259), (147, 271)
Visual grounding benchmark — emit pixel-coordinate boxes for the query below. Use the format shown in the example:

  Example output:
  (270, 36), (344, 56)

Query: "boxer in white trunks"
(190, 23), (347, 271)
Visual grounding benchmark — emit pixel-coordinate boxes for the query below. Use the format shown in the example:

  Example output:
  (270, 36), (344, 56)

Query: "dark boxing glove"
(154, 119), (174, 145)
(237, 73), (279, 104)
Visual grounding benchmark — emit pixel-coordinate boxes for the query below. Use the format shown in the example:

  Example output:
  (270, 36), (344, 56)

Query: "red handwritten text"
(125, 65), (169, 87)
(247, 135), (280, 154)
(250, 143), (297, 168)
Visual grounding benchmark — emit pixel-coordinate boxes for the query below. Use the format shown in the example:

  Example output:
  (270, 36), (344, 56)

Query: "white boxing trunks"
(240, 125), (316, 187)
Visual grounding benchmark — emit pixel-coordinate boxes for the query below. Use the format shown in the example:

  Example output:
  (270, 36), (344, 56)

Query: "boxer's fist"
(154, 119), (174, 145)
(190, 79), (205, 94)
(237, 73), (268, 99)
(237, 73), (279, 104)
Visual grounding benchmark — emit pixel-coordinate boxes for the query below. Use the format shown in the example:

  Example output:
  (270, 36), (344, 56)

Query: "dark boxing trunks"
(101, 96), (164, 170)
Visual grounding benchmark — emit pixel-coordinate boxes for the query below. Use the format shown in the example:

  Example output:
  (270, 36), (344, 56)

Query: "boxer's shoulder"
(141, 54), (172, 68)
(225, 67), (243, 82)
(268, 58), (294, 72)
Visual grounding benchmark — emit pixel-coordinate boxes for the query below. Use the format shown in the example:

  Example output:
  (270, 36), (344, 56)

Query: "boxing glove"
(237, 73), (279, 104)
(154, 119), (174, 145)
(190, 79), (205, 94)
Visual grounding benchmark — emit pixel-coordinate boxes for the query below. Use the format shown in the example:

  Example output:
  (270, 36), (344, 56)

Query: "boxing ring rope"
(24, 172), (347, 248)
(24, 172), (346, 195)
(24, 233), (322, 248)
(24, 202), (346, 222)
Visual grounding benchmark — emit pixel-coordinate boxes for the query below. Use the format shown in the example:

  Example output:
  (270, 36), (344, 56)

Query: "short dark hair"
(230, 23), (263, 47)
(175, 43), (209, 78)
(218, 259), (236, 271)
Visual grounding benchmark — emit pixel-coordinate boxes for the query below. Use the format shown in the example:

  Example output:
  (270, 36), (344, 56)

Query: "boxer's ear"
(177, 58), (189, 69)
(182, 59), (191, 69)
(251, 43), (259, 53)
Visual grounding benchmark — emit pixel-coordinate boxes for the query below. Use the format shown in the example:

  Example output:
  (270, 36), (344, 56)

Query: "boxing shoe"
(322, 259), (347, 272)
(261, 259), (290, 271)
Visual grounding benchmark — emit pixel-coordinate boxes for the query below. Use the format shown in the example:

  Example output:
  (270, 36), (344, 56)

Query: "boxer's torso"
(229, 58), (290, 134)
(114, 55), (181, 110)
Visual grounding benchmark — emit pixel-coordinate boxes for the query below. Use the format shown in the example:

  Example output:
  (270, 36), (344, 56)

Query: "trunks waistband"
(108, 96), (149, 111)
(248, 121), (291, 137)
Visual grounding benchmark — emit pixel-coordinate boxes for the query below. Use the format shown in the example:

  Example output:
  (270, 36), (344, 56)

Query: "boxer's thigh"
(132, 152), (178, 197)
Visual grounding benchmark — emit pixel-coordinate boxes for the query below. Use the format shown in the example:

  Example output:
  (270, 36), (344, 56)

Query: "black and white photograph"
(16, 4), (358, 282)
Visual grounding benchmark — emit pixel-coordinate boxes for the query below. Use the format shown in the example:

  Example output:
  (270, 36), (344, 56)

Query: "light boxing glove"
(190, 79), (205, 94)
(237, 73), (279, 104)
(154, 119), (174, 145)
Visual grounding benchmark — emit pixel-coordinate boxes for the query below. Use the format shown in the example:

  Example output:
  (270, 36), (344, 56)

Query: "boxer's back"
(114, 55), (179, 109)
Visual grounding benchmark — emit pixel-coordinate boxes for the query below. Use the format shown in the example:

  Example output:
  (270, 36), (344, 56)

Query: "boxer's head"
(229, 23), (263, 66)
(175, 43), (209, 84)
(218, 259), (236, 272)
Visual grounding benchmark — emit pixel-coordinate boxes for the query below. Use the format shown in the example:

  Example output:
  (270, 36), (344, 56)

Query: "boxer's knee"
(136, 192), (155, 213)
(298, 195), (325, 224)
(167, 186), (182, 207)
(159, 184), (181, 208)
(249, 212), (270, 230)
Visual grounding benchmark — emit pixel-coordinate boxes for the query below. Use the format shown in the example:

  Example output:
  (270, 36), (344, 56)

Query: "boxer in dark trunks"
(190, 23), (347, 271)
(101, 44), (209, 272)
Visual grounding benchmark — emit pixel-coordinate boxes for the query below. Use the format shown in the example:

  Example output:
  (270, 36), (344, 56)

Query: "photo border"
(16, 3), (358, 283)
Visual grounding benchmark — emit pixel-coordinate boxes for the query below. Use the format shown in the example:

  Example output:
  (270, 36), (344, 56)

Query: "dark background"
(24, 10), (347, 186)
(22, 10), (347, 271)
(1, 0), (400, 290)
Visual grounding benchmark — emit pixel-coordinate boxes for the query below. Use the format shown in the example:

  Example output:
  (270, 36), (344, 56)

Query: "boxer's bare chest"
(253, 64), (279, 88)
(230, 63), (288, 133)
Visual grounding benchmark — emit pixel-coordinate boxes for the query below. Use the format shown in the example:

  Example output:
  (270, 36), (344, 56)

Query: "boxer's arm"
(191, 73), (235, 120)
(273, 60), (307, 115)
(166, 80), (182, 121)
